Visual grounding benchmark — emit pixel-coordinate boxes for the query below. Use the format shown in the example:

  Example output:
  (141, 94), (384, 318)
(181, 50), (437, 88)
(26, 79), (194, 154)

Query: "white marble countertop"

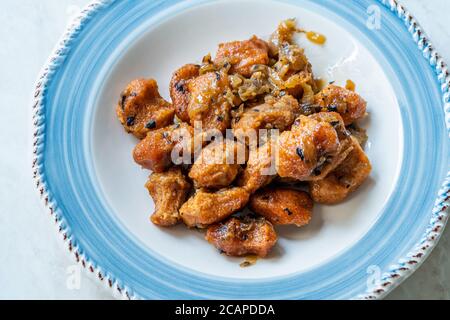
(0, 0), (449, 300)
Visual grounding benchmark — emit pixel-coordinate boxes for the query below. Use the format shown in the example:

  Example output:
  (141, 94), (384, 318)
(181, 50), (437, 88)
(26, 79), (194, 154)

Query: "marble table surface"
(0, 0), (449, 300)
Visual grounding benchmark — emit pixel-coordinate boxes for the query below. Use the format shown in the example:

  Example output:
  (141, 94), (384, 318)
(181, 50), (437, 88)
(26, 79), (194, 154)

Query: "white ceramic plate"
(33, 0), (450, 299)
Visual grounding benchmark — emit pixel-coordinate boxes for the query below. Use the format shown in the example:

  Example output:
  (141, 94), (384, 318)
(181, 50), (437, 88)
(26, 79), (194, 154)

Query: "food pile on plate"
(116, 19), (371, 260)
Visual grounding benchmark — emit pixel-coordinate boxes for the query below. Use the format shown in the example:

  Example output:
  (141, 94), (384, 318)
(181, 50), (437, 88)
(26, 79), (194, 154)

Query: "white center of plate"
(92, 0), (403, 279)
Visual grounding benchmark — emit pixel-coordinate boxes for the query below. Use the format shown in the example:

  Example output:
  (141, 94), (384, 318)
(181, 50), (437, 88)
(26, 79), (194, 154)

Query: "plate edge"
(30, 0), (450, 300)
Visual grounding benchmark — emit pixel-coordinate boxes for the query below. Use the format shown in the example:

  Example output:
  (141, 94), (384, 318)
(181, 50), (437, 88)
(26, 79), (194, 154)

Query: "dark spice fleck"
(327, 105), (338, 112)
(329, 81), (335, 85)
(253, 109), (260, 112)
(284, 208), (293, 216)
(126, 116), (135, 127)
(215, 72), (221, 81)
(175, 81), (186, 93)
(217, 115), (224, 122)
(313, 167), (322, 176)
(120, 93), (127, 110)
(145, 119), (157, 129)
(130, 92), (137, 97)
(330, 121), (340, 127)
(296, 147), (305, 161)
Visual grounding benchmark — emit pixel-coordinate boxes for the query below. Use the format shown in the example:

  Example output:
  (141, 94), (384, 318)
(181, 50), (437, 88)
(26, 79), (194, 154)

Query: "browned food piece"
(187, 70), (232, 133)
(116, 79), (175, 139)
(133, 123), (194, 173)
(276, 114), (341, 181)
(249, 188), (313, 227)
(205, 217), (277, 257)
(189, 140), (246, 189)
(232, 95), (299, 138)
(145, 167), (191, 227)
(180, 187), (250, 228)
(214, 36), (270, 77)
(237, 142), (276, 194)
(308, 112), (348, 139)
(314, 85), (367, 125)
(169, 64), (200, 122)
(310, 137), (372, 204)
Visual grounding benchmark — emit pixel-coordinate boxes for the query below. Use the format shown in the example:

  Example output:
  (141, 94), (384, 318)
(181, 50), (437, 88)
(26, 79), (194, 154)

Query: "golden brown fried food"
(237, 142), (276, 194)
(116, 79), (175, 139)
(180, 187), (250, 228)
(145, 167), (191, 227)
(249, 188), (313, 227)
(189, 140), (246, 189)
(214, 36), (270, 77)
(169, 64), (200, 122)
(205, 216), (277, 257)
(187, 70), (232, 133)
(276, 114), (341, 181)
(314, 85), (367, 125)
(310, 137), (371, 204)
(232, 95), (299, 137)
(133, 123), (194, 173)
(308, 111), (348, 139)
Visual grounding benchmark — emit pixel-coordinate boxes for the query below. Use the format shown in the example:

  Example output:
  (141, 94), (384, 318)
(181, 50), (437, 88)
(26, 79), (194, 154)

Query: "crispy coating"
(232, 95), (299, 137)
(116, 79), (175, 139)
(180, 187), (250, 228)
(314, 85), (367, 125)
(133, 123), (194, 173)
(145, 167), (191, 227)
(237, 142), (276, 194)
(205, 217), (277, 257)
(187, 70), (232, 133)
(308, 111), (348, 139)
(189, 140), (246, 189)
(169, 64), (200, 122)
(276, 114), (341, 181)
(249, 188), (313, 227)
(310, 137), (372, 204)
(214, 36), (270, 77)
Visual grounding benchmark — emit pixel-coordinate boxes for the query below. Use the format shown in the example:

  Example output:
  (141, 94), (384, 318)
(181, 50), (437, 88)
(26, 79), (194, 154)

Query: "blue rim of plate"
(32, 0), (450, 299)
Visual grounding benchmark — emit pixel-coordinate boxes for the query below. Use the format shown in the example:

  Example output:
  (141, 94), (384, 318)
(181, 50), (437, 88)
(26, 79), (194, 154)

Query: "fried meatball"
(169, 64), (200, 122)
(187, 70), (232, 133)
(133, 123), (194, 173)
(314, 85), (367, 125)
(276, 115), (341, 181)
(145, 167), (191, 227)
(309, 137), (372, 204)
(116, 79), (175, 139)
(249, 188), (313, 227)
(180, 187), (250, 228)
(232, 95), (299, 138)
(189, 140), (246, 189)
(237, 142), (276, 194)
(214, 36), (270, 77)
(205, 216), (277, 257)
